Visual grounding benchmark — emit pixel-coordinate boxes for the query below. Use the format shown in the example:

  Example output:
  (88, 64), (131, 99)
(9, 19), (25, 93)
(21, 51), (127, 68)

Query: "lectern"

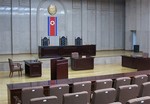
(51, 58), (68, 80)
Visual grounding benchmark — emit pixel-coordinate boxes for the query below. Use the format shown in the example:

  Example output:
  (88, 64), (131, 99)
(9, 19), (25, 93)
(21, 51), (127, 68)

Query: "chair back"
(22, 86), (44, 104)
(94, 79), (113, 90)
(75, 37), (82, 46)
(113, 77), (131, 89)
(63, 91), (88, 104)
(126, 96), (150, 104)
(59, 36), (67, 46)
(109, 102), (122, 104)
(141, 81), (150, 97)
(8, 58), (14, 71)
(41, 37), (50, 46)
(132, 74), (148, 96)
(71, 52), (79, 59)
(91, 88), (116, 104)
(143, 52), (149, 58)
(30, 96), (58, 104)
(132, 74), (148, 86)
(117, 84), (139, 104)
(50, 84), (69, 104)
(72, 81), (91, 103)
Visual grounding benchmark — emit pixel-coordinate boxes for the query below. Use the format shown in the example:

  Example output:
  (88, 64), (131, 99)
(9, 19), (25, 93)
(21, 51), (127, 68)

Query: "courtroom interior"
(1, 0), (150, 104)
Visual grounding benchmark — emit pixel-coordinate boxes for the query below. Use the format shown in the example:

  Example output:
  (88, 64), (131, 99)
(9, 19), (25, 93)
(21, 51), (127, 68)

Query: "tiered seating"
(12, 72), (150, 104)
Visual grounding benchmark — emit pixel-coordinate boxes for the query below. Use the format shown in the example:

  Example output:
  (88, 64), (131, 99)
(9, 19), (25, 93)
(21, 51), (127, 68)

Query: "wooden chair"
(8, 58), (23, 77)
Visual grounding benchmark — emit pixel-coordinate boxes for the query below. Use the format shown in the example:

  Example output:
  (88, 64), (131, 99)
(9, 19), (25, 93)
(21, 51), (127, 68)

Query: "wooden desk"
(7, 70), (150, 104)
(38, 45), (96, 58)
(51, 58), (68, 80)
(25, 60), (42, 77)
(71, 57), (94, 70)
(122, 55), (140, 69)
(137, 58), (150, 71)
(122, 55), (150, 71)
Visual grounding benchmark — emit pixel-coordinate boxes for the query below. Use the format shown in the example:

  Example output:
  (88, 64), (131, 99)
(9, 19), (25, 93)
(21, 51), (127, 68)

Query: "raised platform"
(0, 50), (142, 71)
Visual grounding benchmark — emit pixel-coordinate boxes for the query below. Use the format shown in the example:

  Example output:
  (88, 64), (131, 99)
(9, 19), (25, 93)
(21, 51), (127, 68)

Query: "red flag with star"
(48, 16), (57, 36)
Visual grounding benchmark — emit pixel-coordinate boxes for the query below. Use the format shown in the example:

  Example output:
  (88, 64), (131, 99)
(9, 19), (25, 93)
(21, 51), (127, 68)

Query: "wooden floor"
(0, 50), (139, 104)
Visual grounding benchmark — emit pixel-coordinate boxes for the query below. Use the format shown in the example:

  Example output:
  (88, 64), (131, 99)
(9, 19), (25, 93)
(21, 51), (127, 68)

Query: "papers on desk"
(82, 56), (86, 58)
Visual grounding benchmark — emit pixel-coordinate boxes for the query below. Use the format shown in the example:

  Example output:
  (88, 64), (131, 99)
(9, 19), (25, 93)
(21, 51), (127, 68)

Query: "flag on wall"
(48, 16), (57, 36)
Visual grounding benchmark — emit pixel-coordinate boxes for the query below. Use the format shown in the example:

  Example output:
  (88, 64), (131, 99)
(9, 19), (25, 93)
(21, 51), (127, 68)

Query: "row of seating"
(14, 74), (150, 104)
(41, 36), (82, 46)
(30, 95), (150, 104)
(15, 83), (150, 104)
(30, 96), (150, 104)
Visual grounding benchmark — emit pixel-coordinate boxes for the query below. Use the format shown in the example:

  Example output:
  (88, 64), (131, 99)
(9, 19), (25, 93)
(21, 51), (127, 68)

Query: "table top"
(24, 60), (41, 64)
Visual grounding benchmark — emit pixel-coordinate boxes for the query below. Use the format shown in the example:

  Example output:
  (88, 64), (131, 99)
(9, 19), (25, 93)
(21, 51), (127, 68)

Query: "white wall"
(125, 0), (150, 54)
(0, 0), (11, 54)
(0, 0), (125, 54)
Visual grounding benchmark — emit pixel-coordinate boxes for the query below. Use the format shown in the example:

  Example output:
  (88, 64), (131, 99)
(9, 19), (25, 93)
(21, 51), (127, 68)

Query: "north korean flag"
(48, 16), (57, 36)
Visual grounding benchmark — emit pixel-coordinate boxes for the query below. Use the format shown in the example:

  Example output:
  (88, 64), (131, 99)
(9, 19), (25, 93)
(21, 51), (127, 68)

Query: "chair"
(8, 58), (23, 77)
(49, 84), (69, 104)
(94, 79), (113, 90)
(71, 52), (79, 59)
(59, 36), (67, 46)
(131, 74), (148, 96)
(109, 102), (122, 104)
(142, 52), (149, 58)
(147, 73), (150, 81)
(14, 86), (45, 104)
(126, 96), (150, 104)
(113, 77), (131, 89)
(140, 81), (150, 97)
(117, 84), (139, 104)
(63, 91), (88, 104)
(72, 81), (91, 103)
(75, 37), (82, 46)
(131, 74), (148, 86)
(30, 96), (58, 104)
(41, 37), (50, 46)
(91, 88), (116, 104)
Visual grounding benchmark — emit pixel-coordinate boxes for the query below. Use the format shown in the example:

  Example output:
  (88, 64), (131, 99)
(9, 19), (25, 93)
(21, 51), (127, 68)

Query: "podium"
(51, 58), (68, 80)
